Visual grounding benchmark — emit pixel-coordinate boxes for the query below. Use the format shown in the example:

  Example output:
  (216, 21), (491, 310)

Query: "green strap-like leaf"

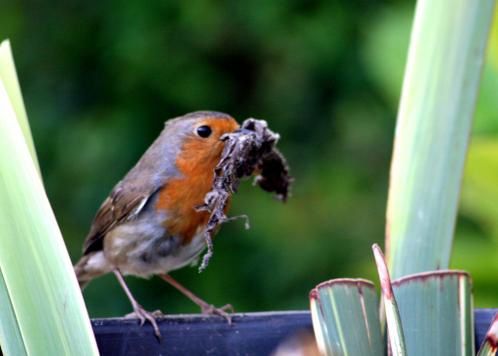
(0, 40), (98, 355)
(0, 40), (39, 170)
(385, 0), (497, 279)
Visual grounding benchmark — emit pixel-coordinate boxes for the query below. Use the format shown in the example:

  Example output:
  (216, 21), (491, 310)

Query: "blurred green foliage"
(1, 1), (497, 316)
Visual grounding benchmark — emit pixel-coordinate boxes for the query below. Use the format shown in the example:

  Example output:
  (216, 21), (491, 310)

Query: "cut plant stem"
(372, 244), (406, 356)
(310, 278), (384, 355)
(477, 313), (498, 356)
(391, 270), (474, 355)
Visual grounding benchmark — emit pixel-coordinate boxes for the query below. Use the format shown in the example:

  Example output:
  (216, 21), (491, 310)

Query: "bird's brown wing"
(80, 113), (194, 255)
(82, 183), (161, 255)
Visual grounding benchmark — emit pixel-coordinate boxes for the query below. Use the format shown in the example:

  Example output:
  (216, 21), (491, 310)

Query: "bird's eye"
(196, 125), (212, 138)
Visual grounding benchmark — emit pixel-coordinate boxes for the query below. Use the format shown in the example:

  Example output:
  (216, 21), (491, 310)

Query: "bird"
(74, 111), (240, 338)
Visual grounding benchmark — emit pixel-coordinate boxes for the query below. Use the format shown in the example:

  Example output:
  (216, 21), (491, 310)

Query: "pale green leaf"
(0, 40), (38, 170)
(385, 0), (497, 278)
(0, 42), (98, 355)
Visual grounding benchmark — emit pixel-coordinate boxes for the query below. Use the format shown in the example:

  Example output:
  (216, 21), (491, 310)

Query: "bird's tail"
(74, 252), (110, 289)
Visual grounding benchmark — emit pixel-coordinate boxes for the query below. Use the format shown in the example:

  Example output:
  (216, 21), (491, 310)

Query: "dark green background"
(1, 1), (498, 317)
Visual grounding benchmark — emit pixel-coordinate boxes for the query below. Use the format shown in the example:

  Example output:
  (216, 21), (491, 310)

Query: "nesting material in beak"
(196, 118), (292, 272)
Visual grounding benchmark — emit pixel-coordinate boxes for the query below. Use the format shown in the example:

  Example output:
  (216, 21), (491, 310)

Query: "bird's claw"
(125, 305), (162, 339)
(201, 303), (234, 324)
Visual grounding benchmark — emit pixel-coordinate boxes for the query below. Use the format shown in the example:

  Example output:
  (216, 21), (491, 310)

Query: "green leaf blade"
(386, 0), (497, 278)
(0, 42), (98, 355)
(0, 40), (38, 170)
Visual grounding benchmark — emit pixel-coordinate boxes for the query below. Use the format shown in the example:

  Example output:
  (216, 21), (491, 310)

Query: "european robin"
(74, 111), (240, 338)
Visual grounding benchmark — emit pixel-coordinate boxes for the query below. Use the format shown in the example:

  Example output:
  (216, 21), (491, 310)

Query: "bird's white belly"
(104, 217), (207, 277)
(152, 232), (206, 273)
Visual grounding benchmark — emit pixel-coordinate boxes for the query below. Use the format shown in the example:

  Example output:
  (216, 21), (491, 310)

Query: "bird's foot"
(200, 303), (234, 324)
(125, 305), (162, 339)
(158, 274), (235, 324)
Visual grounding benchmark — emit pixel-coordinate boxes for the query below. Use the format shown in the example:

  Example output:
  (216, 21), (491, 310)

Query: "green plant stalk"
(385, 0), (496, 278)
(0, 41), (98, 355)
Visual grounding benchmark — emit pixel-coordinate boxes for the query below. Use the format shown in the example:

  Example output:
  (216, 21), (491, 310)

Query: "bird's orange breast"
(155, 119), (237, 244)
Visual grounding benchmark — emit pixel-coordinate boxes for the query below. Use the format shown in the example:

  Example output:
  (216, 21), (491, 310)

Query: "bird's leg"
(159, 274), (234, 324)
(113, 270), (162, 339)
